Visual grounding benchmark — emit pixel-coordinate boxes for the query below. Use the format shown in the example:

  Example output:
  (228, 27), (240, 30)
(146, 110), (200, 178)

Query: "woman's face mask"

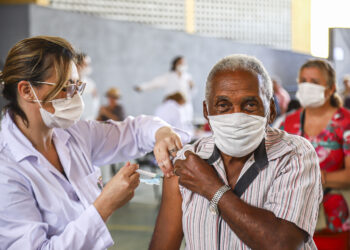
(295, 82), (327, 108)
(297, 66), (335, 108)
(30, 83), (85, 129)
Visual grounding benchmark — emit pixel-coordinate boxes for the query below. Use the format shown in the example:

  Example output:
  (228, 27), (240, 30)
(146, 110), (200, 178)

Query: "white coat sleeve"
(0, 166), (114, 250)
(137, 73), (169, 91)
(70, 115), (191, 166)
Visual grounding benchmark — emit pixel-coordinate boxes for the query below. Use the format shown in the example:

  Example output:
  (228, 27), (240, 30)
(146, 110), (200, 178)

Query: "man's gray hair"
(205, 54), (273, 114)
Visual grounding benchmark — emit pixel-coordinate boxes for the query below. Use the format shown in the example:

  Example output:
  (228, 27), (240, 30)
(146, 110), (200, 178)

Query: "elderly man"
(150, 55), (322, 250)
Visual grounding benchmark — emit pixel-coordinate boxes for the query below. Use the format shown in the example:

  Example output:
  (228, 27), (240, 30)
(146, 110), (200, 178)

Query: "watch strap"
(210, 185), (231, 208)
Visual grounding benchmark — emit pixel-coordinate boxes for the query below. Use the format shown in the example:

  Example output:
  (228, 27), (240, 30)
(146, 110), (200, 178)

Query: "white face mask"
(30, 84), (84, 129)
(176, 64), (188, 73)
(296, 82), (326, 108)
(208, 112), (267, 157)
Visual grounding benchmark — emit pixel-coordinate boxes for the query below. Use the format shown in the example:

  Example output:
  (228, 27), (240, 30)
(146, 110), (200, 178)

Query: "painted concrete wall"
(0, 4), (312, 120)
(330, 28), (350, 92)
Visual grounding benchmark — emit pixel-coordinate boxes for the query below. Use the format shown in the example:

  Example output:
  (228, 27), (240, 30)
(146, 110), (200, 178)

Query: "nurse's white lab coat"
(0, 113), (190, 249)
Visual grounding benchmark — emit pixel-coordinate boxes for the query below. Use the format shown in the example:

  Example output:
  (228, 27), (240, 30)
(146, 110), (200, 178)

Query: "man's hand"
(174, 151), (224, 200)
(154, 126), (183, 177)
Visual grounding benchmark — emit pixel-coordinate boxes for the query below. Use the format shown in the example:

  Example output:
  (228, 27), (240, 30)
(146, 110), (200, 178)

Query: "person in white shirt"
(0, 36), (190, 250)
(135, 56), (195, 125)
(154, 92), (194, 137)
(76, 52), (100, 121)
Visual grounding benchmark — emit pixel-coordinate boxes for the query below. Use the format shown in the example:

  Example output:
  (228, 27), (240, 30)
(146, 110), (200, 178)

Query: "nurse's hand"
(93, 162), (140, 222)
(154, 126), (183, 178)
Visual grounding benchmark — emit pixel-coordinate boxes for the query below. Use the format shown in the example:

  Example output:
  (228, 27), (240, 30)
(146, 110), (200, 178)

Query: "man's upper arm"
(150, 176), (183, 250)
(264, 138), (322, 239)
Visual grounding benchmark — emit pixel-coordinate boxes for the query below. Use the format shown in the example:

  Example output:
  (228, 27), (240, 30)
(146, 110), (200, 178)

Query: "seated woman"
(154, 92), (194, 137)
(97, 87), (125, 122)
(280, 59), (350, 232)
(0, 36), (190, 249)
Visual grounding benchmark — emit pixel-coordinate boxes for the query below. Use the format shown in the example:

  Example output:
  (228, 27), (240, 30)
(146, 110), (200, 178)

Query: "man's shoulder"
(266, 126), (315, 160)
(175, 136), (215, 161)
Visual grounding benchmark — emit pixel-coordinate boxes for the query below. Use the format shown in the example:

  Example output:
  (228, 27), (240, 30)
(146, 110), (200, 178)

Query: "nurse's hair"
(205, 54), (273, 115)
(0, 36), (76, 126)
(298, 59), (342, 108)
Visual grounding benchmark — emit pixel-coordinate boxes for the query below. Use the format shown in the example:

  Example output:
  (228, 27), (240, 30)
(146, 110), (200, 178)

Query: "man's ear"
(268, 98), (277, 124)
(17, 81), (35, 102)
(203, 101), (209, 122)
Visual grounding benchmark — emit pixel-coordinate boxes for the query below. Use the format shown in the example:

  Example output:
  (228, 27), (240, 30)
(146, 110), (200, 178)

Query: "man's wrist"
(209, 185), (231, 215)
(204, 182), (224, 200)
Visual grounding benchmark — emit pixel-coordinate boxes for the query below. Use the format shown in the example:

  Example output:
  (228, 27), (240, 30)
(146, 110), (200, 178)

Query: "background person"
(272, 77), (290, 116)
(134, 56), (195, 129)
(97, 87), (125, 122)
(341, 74), (350, 109)
(279, 59), (350, 232)
(154, 92), (194, 137)
(97, 87), (126, 178)
(76, 52), (100, 121)
(0, 36), (190, 249)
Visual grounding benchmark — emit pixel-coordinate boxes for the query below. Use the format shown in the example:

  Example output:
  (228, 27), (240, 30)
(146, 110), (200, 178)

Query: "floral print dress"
(280, 107), (350, 232)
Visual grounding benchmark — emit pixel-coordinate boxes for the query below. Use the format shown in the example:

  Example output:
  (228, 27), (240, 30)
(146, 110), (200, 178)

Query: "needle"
(136, 169), (163, 179)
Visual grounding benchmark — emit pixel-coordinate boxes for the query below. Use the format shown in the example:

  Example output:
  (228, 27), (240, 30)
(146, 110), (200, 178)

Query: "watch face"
(209, 205), (218, 215)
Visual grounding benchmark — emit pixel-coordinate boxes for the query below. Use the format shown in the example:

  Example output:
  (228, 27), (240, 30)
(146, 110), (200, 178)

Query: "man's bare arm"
(149, 176), (183, 250)
(218, 191), (308, 250)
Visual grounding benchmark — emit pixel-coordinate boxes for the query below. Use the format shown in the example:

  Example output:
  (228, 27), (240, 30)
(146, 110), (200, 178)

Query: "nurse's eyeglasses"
(32, 80), (86, 98)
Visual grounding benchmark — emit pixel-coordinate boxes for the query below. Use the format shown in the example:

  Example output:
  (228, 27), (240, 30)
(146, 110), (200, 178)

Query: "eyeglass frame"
(30, 80), (86, 98)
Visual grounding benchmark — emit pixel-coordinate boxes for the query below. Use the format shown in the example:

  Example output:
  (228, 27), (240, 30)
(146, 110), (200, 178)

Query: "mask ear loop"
(28, 82), (44, 109)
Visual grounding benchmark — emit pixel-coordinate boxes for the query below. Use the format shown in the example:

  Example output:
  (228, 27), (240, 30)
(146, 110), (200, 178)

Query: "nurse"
(0, 36), (190, 249)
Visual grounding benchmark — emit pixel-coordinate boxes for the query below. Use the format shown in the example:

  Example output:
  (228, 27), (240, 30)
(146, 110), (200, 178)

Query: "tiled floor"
(102, 164), (184, 250)
(107, 202), (159, 250)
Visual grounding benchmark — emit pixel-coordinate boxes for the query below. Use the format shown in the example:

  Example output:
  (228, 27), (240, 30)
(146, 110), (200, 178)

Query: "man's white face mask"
(296, 82), (326, 108)
(208, 112), (267, 157)
(30, 83), (84, 129)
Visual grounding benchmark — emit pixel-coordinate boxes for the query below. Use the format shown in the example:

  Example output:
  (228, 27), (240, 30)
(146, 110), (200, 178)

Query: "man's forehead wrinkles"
(216, 96), (229, 101)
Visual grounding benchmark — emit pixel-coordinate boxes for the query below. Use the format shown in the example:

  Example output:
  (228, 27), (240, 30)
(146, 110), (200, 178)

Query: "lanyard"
(207, 139), (268, 198)
(207, 139), (268, 249)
